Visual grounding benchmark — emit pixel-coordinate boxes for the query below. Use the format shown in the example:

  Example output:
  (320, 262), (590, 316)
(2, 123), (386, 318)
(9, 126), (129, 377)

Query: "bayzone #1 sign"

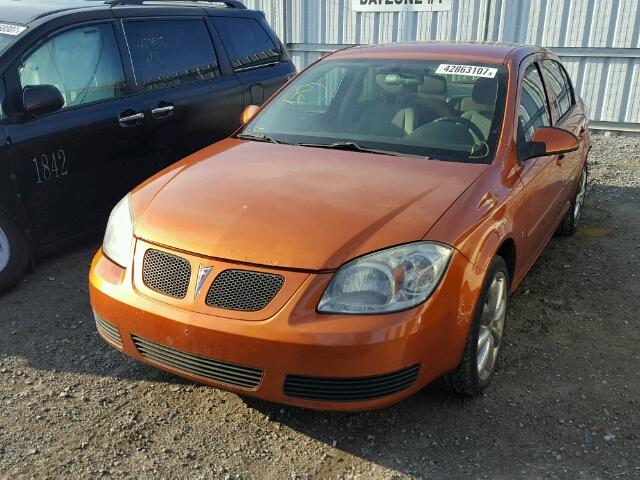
(352, 0), (452, 12)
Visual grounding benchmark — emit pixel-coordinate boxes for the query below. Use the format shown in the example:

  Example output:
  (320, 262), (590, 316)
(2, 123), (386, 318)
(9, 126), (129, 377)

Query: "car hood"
(132, 139), (486, 271)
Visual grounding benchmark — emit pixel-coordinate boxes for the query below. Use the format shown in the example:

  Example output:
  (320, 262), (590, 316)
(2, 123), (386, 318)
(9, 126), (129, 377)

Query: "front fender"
(0, 129), (35, 251)
(424, 151), (524, 276)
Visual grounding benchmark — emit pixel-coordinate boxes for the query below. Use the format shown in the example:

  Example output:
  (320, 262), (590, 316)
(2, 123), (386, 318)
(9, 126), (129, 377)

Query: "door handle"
(152, 104), (174, 118)
(578, 127), (587, 139)
(118, 112), (144, 126)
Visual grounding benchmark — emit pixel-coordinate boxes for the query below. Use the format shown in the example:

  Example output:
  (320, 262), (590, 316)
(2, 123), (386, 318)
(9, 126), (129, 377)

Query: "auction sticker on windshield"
(436, 64), (497, 78)
(0, 23), (27, 36)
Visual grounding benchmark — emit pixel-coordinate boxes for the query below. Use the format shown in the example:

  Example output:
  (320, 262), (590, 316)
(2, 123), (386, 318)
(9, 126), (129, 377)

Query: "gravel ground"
(1, 134), (639, 479)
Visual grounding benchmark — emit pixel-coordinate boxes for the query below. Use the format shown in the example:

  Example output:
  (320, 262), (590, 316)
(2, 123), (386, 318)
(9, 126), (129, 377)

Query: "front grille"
(94, 312), (123, 349)
(131, 335), (263, 389)
(142, 249), (191, 299)
(283, 364), (420, 402)
(205, 270), (284, 311)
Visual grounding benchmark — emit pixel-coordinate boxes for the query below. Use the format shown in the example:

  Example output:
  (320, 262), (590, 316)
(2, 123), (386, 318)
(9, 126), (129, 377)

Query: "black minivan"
(0, 0), (295, 290)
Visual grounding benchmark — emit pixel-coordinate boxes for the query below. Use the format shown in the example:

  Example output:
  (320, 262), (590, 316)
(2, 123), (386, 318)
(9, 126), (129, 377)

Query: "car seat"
(460, 77), (498, 140)
(413, 74), (456, 124)
(354, 73), (417, 137)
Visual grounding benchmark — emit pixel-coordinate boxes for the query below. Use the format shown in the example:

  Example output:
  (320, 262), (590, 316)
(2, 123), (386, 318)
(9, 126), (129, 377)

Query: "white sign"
(352, 0), (452, 12)
(436, 64), (498, 78)
(0, 23), (27, 36)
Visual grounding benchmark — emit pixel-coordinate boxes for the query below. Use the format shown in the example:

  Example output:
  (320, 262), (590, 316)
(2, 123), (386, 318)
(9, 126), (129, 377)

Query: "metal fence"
(244, 0), (640, 133)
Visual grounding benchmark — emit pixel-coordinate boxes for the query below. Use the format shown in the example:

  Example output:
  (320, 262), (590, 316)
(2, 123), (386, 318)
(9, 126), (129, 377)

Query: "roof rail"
(105, 0), (247, 8)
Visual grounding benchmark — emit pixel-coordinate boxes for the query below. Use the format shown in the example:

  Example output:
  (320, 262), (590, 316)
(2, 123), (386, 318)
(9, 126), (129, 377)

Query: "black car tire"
(557, 163), (588, 237)
(440, 255), (509, 395)
(0, 212), (30, 293)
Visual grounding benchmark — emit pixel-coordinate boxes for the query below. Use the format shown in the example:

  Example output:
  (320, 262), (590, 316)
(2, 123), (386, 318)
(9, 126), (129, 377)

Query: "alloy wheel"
(573, 167), (587, 225)
(477, 271), (507, 381)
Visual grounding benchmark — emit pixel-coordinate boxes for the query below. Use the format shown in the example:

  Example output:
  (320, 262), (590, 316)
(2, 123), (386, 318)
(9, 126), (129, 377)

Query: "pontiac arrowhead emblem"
(195, 265), (213, 298)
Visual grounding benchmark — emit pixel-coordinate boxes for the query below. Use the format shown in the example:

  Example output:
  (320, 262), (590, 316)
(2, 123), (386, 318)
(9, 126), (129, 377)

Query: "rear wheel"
(558, 163), (587, 236)
(440, 256), (509, 395)
(0, 213), (30, 293)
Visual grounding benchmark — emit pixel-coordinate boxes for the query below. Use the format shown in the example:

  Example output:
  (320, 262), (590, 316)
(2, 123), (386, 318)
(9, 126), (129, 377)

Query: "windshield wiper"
(297, 141), (427, 159)
(237, 133), (285, 144)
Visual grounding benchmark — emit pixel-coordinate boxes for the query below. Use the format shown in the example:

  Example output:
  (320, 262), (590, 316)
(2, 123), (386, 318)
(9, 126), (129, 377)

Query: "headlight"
(103, 194), (134, 268)
(318, 242), (453, 314)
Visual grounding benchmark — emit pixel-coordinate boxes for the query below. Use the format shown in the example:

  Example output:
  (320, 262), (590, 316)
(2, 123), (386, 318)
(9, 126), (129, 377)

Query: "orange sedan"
(90, 43), (590, 410)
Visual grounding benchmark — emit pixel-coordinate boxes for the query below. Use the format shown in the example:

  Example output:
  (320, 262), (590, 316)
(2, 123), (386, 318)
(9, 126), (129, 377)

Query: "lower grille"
(131, 335), (263, 389)
(94, 312), (123, 348)
(142, 249), (191, 299)
(206, 269), (284, 311)
(283, 364), (420, 402)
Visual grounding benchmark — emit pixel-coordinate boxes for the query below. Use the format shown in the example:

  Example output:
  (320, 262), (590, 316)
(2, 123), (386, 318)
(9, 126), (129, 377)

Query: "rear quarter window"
(213, 17), (280, 72)
(125, 19), (220, 91)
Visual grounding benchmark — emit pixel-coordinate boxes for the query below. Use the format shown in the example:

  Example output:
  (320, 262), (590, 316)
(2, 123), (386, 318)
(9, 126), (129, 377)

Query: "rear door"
(4, 20), (150, 246)
(212, 15), (294, 107)
(515, 61), (567, 258)
(121, 16), (244, 169)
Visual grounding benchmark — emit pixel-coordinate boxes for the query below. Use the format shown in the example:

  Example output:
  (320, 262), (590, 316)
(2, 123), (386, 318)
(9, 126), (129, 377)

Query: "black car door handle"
(118, 111), (144, 127)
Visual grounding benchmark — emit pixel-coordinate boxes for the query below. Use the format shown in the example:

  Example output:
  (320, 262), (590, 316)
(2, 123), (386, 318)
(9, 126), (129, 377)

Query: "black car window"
(541, 60), (574, 120)
(19, 24), (126, 110)
(214, 17), (280, 71)
(125, 20), (220, 91)
(518, 63), (551, 144)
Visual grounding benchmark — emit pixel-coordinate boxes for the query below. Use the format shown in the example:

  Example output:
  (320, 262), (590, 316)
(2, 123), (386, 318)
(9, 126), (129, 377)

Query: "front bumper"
(89, 242), (483, 411)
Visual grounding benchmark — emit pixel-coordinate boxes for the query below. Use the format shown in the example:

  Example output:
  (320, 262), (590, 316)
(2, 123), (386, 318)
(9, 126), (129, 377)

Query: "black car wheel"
(0, 212), (29, 293)
(440, 256), (509, 395)
(558, 163), (588, 236)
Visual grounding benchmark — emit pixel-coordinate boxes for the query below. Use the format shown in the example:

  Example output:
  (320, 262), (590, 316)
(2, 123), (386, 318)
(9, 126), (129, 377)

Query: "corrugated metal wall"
(243, 0), (640, 132)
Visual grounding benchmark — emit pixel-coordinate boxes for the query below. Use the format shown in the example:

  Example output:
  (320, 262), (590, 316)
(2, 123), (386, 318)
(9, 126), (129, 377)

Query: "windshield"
(0, 35), (15, 54)
(242, 59), (508, 163)
(0, 22), (26, 54)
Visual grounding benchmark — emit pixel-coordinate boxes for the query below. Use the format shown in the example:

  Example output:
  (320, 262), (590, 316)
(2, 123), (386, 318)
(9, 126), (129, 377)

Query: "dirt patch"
(1, 134), (639, 479)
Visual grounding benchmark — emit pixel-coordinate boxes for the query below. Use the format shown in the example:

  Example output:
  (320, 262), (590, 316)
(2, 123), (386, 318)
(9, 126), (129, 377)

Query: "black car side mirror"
(23, 85), (64, 116)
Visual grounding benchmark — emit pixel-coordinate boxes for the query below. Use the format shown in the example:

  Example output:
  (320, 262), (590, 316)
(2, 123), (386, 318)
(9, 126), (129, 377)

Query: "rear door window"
(19, 23), (126, 109)
(518, 64), (552, 143)
(214, 17), (280, 72)
(124, 19), (220, 91)
(541, 60), (574, 120)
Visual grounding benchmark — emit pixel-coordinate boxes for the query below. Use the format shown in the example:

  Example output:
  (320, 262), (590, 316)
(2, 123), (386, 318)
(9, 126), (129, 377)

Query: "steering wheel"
(431, 116), (485, 143)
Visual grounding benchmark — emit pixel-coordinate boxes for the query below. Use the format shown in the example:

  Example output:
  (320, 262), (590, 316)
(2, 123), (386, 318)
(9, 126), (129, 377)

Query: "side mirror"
(522, 126), (579, 161)
(241, 105), (260, 125)
(23, 85), (64, 116)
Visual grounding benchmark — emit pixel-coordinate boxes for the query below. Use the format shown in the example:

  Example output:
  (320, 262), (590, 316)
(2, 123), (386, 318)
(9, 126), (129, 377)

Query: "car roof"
(327, 42), (543, 65)
(0, 0), (249, 25)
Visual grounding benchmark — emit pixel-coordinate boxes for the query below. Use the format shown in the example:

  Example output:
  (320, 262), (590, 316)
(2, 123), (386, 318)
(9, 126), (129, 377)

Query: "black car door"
(4, 20), (150, 246)
(212, 15), (295, 106)
(120, 15), (244, 169)
(0, 80), (22, 225)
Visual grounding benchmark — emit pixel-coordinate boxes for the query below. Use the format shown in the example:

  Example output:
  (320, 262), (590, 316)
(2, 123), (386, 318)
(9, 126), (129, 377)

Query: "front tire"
(440, 256), (509, 395)
(558, 163), (587, 236)
(0, 212), (30, 293)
